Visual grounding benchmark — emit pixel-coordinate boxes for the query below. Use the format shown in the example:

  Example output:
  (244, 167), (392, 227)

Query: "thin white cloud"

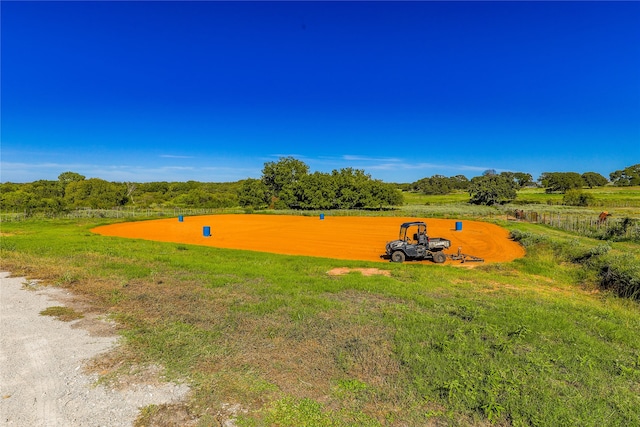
(0, 161), (261, 183)
(159, 154), (195, 159)
(202, 166), (257, 173)
(0, 155), (499, 184)
(258, 154), (496, 181)
(1, 161), (85, 170)
(268, 153), (307, 160)
(341, 155), (402, 163)
(330, 158), (492, 173)
(409, 163), (491, 172)
(159, 166), (196, 171)
(0, 161), (90, 182)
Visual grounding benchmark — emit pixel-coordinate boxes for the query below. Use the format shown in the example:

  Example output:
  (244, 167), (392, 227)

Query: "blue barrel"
(455, 221), (463, 231)
(178, 215), (183, 222)
(320, 213), (325, 220)
(203, 226), (211, 237)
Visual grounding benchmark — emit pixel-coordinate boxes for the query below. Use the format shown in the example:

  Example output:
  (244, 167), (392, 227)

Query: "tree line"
(409, 164), (638, 206)
(0, 158), (402, 214)
(1, 161), (638, 214)
(238, 157), (402, 210)
(0, 171), (241, 214)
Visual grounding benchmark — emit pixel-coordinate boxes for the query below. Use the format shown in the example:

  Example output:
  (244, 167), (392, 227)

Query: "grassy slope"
(1, 215), (639, 426)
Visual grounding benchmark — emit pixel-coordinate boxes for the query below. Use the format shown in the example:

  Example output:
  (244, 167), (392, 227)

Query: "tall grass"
(1, 218), (639, 426)
(509, 222), (640, 302)
(515, 186), (640, 207)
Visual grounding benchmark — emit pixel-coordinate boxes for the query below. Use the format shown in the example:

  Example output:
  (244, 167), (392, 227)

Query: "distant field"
(400, 188), (640, 228)
(402, 191), (470, 205)
(516, 186), (640, 206)
(403, 186), (640, 208)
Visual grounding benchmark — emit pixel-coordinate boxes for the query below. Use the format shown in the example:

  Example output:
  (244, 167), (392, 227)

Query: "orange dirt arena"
(92, 215), (525, 264)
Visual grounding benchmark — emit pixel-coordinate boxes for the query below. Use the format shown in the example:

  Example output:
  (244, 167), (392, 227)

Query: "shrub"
(600, 217), (638, 241)
(598, 255), (640, 301)
(568, 243), (611, 263)
(511, 229), (640, 302)
(509, 230), (548, 247)
(562, 190), (594, 207)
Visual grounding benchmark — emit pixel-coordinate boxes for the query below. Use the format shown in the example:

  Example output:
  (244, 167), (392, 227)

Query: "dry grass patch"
(327, 267), (391, 277)
(40, 305), (84, 321)
(134, 403), (199, 427)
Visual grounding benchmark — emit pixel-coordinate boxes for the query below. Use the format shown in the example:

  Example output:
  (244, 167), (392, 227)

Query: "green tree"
(58, 171), (85, 197)
(563, 189), (595, 206)
(200, 182), (240, 208)
(166, 181), (200, 199)
(0, 182), (68, 214)
(468, 174), (517, 205)
(451, 175), (470, 190)
(367, 179), (403, 208)
(136, 182), (170, 207)
(413, 174), (470, 195)
(497, 171), (533, 189)
(513, 172), (534, 188)
(171, 188), (233, 208)
(172, 189), (211, 207)
(58, 171), (85, 186)
(332, 168), (375, 209)
(415, 175), (452, 195)
(539, 172), (584, 193)
(64, 178), (128, 208)
(294, 172), (336, 210)
(262, 157), (309, 208)
(610, 164), (640, 186)
(238, 179), (269, 208)
(581, 172), (608, 188)
(38, 197), (67, 213)
(251, 157), (403, 210)
(25, 180), (67, 213)
(0, 188), (37, 213)
(28, 180), (63, 199)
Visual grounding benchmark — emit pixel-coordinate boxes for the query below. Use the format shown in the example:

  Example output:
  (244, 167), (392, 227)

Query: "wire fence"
(0, 207), (246, 222)
(507, 209), (640, 241)
(0, 204), (501, 222)
(2, 205), (639, 241)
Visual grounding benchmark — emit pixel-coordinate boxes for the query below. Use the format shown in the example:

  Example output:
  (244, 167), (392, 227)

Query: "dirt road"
(0, 272), (189, 427)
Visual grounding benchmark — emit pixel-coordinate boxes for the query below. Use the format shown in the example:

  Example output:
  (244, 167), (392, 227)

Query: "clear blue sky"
(2, 1), (639, 184)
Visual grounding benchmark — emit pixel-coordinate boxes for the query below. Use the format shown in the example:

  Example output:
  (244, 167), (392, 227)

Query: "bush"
(600, 217), (638, 242)
(598, 255), (640, 301)
(512, 229), (640, 302)
(509, 230), (549, 247)
(562, 190), (594, 207)
(569, 243), (611, 263)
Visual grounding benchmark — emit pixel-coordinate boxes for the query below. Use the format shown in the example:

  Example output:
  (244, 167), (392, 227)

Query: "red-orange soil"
(91, 215), (525, 264)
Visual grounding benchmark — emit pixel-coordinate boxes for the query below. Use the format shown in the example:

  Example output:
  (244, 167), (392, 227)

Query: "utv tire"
(432, 251), (447, 264)
(391, 251), (406, 263)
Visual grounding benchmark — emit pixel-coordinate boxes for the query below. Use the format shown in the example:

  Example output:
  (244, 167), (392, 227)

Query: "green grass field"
(403, 186), (640, 209)
(1, 199), (640, 425)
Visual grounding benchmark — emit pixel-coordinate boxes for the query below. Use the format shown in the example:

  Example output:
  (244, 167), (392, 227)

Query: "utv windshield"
(399, 222), (427, 242)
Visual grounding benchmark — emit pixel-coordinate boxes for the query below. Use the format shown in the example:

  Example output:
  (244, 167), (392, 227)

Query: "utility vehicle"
(384, 221), (450, 263)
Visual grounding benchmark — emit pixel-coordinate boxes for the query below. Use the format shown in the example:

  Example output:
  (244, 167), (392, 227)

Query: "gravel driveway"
(0, 272), (190, 427)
